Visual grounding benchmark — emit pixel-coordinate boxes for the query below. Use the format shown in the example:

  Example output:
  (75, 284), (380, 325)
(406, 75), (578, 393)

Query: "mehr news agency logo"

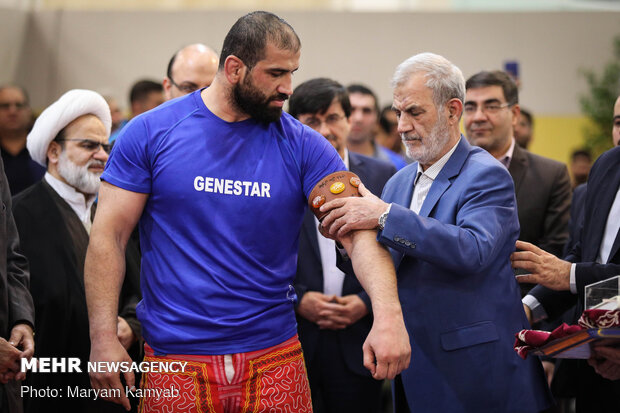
(20, 357), (185, 400)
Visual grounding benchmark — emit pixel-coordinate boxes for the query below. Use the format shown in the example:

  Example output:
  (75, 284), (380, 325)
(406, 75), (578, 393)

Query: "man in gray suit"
(0, 156), (34, 413)
(464, 71), (571, 264)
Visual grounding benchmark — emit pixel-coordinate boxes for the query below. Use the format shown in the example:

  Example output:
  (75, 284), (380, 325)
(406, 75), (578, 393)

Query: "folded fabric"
(514, 323), (583, 359)
(578, 309), (620, 329)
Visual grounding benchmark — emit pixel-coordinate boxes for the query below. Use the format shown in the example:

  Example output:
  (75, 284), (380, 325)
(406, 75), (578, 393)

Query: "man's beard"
(402, 113), (451, 165)
(57, 151), (104, 195)
(232, 74), (287, 124)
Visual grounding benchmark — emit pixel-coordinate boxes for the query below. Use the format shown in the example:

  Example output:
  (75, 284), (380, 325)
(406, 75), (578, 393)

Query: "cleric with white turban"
(27, 89), (111, 166)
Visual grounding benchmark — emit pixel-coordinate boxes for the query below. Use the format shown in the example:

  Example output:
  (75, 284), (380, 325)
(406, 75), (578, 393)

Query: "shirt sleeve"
(101, 117), (152, 194)
(299, 126), (346, 200)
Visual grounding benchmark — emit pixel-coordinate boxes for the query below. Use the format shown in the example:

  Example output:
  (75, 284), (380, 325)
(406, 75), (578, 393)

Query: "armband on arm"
(308, 171), (361, 221)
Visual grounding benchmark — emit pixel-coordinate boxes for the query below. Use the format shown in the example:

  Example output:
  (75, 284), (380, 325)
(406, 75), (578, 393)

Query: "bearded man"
(13, 90), (136, 413)
(85, 11), (409, 412)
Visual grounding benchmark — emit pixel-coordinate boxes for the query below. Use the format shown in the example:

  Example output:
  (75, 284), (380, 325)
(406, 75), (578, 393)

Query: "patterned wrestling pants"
(139, 335), (312, 412)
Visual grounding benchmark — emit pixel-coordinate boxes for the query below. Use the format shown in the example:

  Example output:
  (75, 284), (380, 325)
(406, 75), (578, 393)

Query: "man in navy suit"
(320, 53), (552, 412)
(516, 101), (620, 412)
(288, 78), (396, 412)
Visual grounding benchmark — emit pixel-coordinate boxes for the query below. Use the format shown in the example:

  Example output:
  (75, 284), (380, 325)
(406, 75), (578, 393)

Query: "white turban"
(27, 89), (111, 167)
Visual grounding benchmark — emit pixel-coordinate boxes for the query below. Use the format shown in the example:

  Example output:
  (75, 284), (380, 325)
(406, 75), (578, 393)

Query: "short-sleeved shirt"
(102, 90), (344, 355)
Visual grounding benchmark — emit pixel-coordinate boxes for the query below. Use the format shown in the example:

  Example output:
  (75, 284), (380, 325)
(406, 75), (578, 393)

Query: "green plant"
(579, 35), (620, 157)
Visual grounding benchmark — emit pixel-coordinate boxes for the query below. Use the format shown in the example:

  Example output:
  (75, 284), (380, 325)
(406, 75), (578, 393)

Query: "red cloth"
(514, 309), (620, 359)
(138, 335), (312, 413)
(514, 324), (583, 359)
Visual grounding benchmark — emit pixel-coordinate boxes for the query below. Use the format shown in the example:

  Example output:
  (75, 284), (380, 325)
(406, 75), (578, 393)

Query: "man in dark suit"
(320, 53), (552, 413)
(0, 156), (34, 413)
(464, 71), (571, 263)
(288, 78), (396, 413)
(514, 138), (620, 413)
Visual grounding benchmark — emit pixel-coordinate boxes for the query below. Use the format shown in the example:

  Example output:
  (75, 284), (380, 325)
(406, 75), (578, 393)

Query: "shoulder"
(351, 152), (396, 175)
(12, 181), (53, 223)
(12, 181), (46, 209)
(592, 145), (620, 170)
(522, 149), (567, 173)
(121, 92), (202, 139)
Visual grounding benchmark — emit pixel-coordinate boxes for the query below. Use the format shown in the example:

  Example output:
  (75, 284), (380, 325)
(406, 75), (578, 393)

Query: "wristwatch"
(378, 204), (391, 230)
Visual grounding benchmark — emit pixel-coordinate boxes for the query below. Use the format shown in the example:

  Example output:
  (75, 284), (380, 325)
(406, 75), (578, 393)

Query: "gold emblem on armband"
(312, 195), (326, 209)
(330, 182), (345, 194)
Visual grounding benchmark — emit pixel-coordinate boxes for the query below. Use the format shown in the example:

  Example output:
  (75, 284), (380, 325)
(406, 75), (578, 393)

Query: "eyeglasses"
(0, 102), (28, 111)
(302, 114), (345, 131)
(56, 139), (111, 154)
(463, 102), (512, 115)
(168, 77), (200, 94)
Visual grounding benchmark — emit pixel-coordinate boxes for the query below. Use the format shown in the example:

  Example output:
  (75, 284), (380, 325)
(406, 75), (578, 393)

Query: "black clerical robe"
(12, 180), (137, 413)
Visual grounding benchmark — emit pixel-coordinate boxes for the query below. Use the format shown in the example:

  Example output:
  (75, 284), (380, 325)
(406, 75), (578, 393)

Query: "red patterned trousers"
(139, 335), (312, 412)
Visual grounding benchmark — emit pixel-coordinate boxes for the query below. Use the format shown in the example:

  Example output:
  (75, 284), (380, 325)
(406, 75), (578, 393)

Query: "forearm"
(85, 230), (127, 342)
(340, 230), (402, 317)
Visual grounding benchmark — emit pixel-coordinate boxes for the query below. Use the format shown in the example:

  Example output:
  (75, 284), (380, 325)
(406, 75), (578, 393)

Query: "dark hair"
(219, 11), (300, 71)
(379, 105), (397, 133)
(0, 84), (30, 105)
(346, 84), (379, 114)
(465, 70), (518, 106)
(166, 49), (180, 80)
(571, 149), (592, 162)
(519, 108), (533, 126)
(288, 78), (351, 119)
(129, 80), (163, 104)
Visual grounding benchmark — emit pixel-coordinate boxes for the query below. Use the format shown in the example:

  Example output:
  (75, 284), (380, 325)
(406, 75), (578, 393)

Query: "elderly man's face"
(348, 92), (378, 144)
(613, 96), (620, 147)
(392, 73), (450, 168)
(0, 87), (31, 133)
(297, 98), (350, 159)
(463, 86), (519, 155)
(56, 114), (109, 195)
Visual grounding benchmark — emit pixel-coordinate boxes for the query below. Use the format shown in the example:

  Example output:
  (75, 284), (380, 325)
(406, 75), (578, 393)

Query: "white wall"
(7, 10), (620, 114)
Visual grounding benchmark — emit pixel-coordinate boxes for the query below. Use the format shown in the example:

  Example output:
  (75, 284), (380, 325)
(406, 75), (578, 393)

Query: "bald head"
(163, 43), (219, 100)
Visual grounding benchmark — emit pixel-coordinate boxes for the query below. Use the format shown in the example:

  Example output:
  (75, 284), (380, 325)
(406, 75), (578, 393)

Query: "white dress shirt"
(409, 140), (460, 213)
(44, 172), (96, 233)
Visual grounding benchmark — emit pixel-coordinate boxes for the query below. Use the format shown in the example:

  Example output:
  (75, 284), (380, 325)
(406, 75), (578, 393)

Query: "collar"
(343, 148), (350, 170)
(416, 138), (460, 183)
(497, 138), (516, 169)
(44, 172), (96, 223)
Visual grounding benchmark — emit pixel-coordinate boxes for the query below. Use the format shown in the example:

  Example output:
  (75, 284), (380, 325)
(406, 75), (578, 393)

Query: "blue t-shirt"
(102, 90), (345, 355)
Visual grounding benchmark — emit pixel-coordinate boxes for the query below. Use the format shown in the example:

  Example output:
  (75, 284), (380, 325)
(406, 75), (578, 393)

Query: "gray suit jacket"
(509, 144), (571, 257)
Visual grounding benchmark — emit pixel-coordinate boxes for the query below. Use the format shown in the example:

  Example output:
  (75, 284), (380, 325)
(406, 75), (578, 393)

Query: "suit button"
(394, 236), (401, 242)
(405, 241), (411, 247)
(411, 243), (416, 249)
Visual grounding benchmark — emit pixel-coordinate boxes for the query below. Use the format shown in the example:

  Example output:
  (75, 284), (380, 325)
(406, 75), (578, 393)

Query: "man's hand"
(9, 323), (34, 380)
(363, 307), (411, 380)
(510, 240), (572, 291)
(0, 338), (21, 384)
(589, 345), (620, 380)
(117, 317), (137, 350)
(523, 303), (533, 325)
(320, 183), (389, 238)
(89, 336), (135, 411)
(327, 295), (368, 327)
(541, 360), (555, 387)
(297, 291), (341, 324)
